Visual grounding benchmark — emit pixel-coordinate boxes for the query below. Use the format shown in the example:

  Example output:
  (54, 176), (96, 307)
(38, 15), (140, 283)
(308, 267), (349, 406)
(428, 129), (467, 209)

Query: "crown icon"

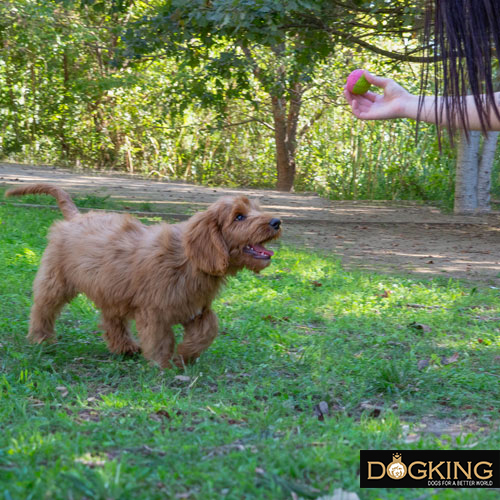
(393, 453), (402, 461)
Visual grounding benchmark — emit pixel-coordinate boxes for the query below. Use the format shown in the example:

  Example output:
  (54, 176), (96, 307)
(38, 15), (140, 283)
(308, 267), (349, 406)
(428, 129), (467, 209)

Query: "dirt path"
(2, 162), (500, 285)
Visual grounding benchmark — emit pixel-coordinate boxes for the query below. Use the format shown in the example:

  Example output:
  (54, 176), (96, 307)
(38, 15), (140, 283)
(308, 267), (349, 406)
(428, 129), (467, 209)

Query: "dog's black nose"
(269, 218), (281, 230)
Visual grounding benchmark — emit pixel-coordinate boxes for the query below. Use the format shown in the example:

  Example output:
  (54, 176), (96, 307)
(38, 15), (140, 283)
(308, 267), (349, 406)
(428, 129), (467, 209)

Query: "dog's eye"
(235, 214), (246, 221)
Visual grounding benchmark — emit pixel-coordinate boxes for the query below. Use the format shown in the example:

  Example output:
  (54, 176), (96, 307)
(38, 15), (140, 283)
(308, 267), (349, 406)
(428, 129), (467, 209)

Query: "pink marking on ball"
(346, 69), (371, 95)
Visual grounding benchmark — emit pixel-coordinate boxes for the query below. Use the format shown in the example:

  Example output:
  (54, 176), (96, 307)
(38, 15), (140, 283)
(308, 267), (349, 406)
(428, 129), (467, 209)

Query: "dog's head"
(184, 196), (281, 276)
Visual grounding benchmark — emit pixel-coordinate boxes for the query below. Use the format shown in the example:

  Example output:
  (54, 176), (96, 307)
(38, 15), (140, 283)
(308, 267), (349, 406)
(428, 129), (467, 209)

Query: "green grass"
(0, 201), (499, 500)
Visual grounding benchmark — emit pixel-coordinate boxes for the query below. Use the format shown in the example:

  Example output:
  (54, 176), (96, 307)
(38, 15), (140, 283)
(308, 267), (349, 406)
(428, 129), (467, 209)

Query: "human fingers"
(351, 94), (377, 116)
(351, 99), (375, 120)
(343, 87), (354, 105)
(345, 81), (379, 103)
(363, 90), (378, 103)
(364, 71), (393, 89)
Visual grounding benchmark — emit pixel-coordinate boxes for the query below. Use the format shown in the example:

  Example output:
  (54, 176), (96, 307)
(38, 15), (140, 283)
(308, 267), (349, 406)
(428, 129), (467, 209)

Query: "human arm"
(344, 71), (500, 131)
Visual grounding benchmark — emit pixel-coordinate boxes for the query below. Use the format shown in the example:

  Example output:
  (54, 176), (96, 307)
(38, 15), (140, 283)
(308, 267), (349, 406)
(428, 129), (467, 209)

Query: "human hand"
(344, 72), (413, 121)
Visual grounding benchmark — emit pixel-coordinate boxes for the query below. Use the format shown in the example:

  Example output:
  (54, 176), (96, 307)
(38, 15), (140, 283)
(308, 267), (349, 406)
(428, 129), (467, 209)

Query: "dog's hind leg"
(135, 310), (175, 368)
(175, 308), (218, 367)
(100, 314), (140, 355)
(28, 268), (74, 344)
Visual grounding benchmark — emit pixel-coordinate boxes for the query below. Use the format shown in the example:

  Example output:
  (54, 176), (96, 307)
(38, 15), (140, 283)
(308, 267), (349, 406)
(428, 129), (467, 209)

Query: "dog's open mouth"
(243, 243), (274, 260)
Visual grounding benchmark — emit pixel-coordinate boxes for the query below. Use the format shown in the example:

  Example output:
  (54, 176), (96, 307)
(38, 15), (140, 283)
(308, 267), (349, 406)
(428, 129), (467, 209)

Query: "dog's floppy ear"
(184, 208), (229, 276)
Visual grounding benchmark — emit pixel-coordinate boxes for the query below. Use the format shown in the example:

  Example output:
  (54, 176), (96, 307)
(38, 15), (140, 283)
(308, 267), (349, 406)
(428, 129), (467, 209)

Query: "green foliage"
(1, 0), (498, 202)
(120, 1), (423, 190)
(0, 202), (499, 499)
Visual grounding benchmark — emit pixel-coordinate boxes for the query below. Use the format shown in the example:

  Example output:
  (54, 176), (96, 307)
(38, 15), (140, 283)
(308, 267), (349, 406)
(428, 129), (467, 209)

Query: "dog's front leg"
(100, 314), (140, 355)
(135, 309), (175, 369)
(175, 308), (218, 367)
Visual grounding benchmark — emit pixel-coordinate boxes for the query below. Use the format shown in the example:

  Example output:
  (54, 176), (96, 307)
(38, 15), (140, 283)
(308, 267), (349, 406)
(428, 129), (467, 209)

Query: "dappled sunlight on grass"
(14, 247), (39, 266)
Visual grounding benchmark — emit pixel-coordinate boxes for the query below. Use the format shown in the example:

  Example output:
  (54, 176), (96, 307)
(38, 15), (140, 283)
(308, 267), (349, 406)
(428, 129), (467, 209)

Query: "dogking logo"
(360, 450), (500, 488)
(386, 453), (407, 480)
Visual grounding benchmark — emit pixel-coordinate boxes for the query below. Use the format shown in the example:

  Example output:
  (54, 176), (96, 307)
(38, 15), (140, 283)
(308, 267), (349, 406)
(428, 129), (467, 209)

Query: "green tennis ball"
(346, 70), (372, 95)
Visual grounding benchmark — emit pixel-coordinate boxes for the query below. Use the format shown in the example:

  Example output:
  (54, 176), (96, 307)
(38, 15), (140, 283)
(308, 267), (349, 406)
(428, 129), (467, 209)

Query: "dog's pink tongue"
(253, 244), (274, 257)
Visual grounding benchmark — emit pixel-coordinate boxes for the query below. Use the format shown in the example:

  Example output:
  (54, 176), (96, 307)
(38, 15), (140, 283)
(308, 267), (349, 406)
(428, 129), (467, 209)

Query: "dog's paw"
(28, 331), (56, 344)
(121, 343), (141, 357)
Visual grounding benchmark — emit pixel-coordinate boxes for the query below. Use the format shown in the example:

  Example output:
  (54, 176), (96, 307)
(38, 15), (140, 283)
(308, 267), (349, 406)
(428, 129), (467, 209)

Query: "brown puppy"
(6, 184), (281, 368)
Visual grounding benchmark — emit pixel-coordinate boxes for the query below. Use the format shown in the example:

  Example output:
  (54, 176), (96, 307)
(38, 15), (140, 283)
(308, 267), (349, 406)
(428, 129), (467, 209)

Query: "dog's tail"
(5, 183), (80, 220)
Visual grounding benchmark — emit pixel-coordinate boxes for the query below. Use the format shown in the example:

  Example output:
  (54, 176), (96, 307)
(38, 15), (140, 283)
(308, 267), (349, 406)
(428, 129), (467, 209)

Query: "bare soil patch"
(2, 162), (500, 285)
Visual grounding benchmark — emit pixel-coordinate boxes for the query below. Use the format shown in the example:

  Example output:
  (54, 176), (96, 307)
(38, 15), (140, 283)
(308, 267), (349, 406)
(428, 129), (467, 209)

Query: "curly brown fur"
(6, 184), (281, 368)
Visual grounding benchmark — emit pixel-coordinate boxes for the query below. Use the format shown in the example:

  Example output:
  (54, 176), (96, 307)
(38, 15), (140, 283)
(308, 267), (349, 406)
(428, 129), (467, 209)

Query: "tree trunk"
(454, 130), (480, 213)
(271, 82), (302, 192)
(272, 95), (295, 191)
(5, 62), (22, 150)
(242, 42), (302, 191)
(477, 131), (499, 212)
(60, 48), (71, 159)
(29, 59), (37, 144)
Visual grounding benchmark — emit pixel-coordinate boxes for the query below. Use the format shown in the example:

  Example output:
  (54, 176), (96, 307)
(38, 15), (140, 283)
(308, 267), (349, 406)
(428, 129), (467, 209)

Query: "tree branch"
(330, 30), (435, 63)
(219, 118), (275, 132)
(330, 0), (409, 15)
(299, 107), (325, 138)
(238, 42), (264, 83)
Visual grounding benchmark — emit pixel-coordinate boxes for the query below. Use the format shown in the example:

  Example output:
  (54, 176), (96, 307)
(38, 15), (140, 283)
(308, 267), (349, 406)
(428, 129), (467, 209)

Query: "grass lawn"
(0, 195), (499, 499)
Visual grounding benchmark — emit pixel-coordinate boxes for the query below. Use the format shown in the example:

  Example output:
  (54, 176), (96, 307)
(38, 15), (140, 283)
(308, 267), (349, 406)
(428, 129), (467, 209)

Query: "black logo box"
(360, 450), (500, 488)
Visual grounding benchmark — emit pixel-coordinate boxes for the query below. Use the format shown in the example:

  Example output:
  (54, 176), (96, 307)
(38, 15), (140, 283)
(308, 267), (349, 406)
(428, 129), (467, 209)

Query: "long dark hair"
(420, 0), (500, 136)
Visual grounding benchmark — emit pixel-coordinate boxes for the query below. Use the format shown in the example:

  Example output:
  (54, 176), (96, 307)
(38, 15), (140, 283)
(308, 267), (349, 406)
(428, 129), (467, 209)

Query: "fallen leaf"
(441, 352), (459, 365)
(318, 488), (360, 500)
(175, 489), (199, 499)
(359, 401), (381, 418)
(77, 409), (100, 423)
(406, 303), (442, 310)
(378, 289), (392, 298)
(204, 441), (257, 459)
(313, 401), (329, 421)
(478, 338), (483, 343)
(311, 280), (323, 287)
(262, 315), (289, 323)
(142, 445), (166, 456)
(75, 453), (106, 468)
(56, 386), (69, 397)
(150, 409), (171, 422)
(409, 322), (432, 333)
(226, 418), (244, 425)
(417, 359), (429, 370)
(28, 397), (45, 407)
